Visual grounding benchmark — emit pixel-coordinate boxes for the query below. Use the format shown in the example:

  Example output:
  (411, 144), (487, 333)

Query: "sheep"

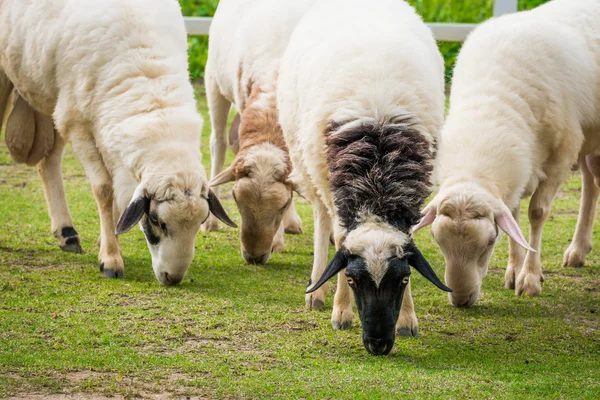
(278, 0), (451, 355)
(413, 0), (600, 307)
(0, 0), (235, 284)
(202, 0), (316, 264)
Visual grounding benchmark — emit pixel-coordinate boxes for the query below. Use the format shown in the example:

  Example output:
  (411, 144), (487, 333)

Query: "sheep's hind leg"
(562, 155), (599, 267)
(38, 131), (82, 253)
(505, 205), (526, 289)
(70, 128), (123, 278)
(396, 281), (418, 337)
(306, 198), (331, 310)
(202, 75), (231, 232)
(0, 72), (13, 128)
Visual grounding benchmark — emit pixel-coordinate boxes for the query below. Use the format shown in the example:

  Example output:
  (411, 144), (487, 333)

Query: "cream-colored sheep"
(0, 0), (235, 284)
(202, 0), (316, 264)
(414, 0), (600, 306)
(279, 0), (450, 355)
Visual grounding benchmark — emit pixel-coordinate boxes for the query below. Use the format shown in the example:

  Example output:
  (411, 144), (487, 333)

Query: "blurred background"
(179, 0), (551, 84)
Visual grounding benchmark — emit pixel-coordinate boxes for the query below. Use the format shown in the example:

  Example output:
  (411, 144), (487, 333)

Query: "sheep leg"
(37, 131), (82, 253)
(515, 178), (562, 296)
(331, 228), (353, 330)
(306, 198), (331, 310)
(272, 220), (285, 253)
(504, 204), (526, 289)
(562, 156), (599, 267)
(70, 131), (123, 278)
(202, 76), (231, 232)
(396, 280), (418, 337)
(283, 200), (303, 234)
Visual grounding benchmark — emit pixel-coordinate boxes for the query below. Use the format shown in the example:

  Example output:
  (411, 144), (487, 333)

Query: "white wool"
(206, 0), (318, 111)
(0, 0), (204, 210)
(277, 0), (444, 223)
(438, 0), (600, 211)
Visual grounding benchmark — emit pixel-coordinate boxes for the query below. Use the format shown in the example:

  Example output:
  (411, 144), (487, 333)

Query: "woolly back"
(325, 116), (434, 233)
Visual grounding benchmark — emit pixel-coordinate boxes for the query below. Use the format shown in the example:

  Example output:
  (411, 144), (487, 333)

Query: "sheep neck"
(325, 116), (434, 233)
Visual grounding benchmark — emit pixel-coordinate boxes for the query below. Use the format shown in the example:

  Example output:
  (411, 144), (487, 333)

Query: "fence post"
(493, 0), (518, 16)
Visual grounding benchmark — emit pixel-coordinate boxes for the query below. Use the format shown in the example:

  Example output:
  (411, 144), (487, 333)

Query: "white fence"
(183, 0), (518, 42)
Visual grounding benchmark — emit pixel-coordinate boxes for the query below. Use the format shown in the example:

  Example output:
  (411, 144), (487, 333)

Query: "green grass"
(0, 87), (599, 399)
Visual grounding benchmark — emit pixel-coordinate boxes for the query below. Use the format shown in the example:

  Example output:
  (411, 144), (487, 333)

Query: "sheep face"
(430, 199), (497, 308)
(116, 182), (236, 285)
(307, 222), (451, 355)
(414, 184), (533, 307)
(211, 142), (292, 264)
(233, 177), (292, 264)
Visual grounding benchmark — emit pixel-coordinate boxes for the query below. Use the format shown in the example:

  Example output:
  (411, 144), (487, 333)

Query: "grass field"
(0, 87), (599, 399)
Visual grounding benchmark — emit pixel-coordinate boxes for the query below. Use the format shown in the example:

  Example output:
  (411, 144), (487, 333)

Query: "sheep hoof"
(331, 305), (353, 330)
(397, 327), (419, 338)
(284, 225), (303, 235)
(562, 245), (589, 268)
(515, 271), (543, 296)
(201, 215), (219, 232)
(504, 266), (517, 290)
(99, 257), (124, 279)
(56, 227), (83, 253)
(305, 288), (326, 310)
(272, 240), (285, 254)
(60, 240), (83, 254)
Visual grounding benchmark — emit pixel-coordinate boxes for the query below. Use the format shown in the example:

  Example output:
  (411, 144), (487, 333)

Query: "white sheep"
(278, 0), (450, 355)
(202, 0), (316, 264)
(413, 0), (600, 306)
(0, 0), (235, 284)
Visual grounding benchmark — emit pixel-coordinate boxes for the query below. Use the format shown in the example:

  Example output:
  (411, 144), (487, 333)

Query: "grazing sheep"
(413, 0), (600, 306)
(202, 0), (315, 264)
(278, 0), (450, 355)
(0, 0), (235, 284)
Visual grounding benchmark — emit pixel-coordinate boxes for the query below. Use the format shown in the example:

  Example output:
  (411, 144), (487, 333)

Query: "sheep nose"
(450, 292), (477, 308)
(242, 250), (270, 265)
(159, 271), (184, 286)
(364, 337), (393, 356)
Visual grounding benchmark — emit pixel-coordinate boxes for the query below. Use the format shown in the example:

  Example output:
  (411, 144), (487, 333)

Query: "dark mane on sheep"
(325, 116), (434, 233)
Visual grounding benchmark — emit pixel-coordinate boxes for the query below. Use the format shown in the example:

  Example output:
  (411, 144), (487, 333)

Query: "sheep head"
(116, 172), (236, 286)
(307, 220), (450, 355)
(413, 182), (534, 307)
(210, 142), (293, 265)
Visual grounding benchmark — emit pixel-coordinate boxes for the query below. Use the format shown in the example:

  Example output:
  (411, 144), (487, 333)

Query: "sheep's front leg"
(331, 228), (353, 330)
(70, 132), (123, 278)
(396, 280), (418, 337)
(563, 155), (600, 267)
(37, 131), (82, 253)
(202, 76), (231, 232)
(515, 178), (562, 296)
(306, 199), (331, 310)
(283, 200), (303, 234)
(505, 205), (526, 289)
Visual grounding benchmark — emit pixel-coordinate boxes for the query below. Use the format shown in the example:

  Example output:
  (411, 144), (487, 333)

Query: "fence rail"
(183, 0), (517, 42)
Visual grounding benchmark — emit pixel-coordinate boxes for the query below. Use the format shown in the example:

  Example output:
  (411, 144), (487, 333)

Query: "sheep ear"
(207, 190), (237, 228)
(495, 205), (536, 252)
(411, 204), (437, 233)
(306, 247), (349, 294)
(209, 166), (235, 187)
(116, 186), (149, 235)
(406, 245), (452, 292)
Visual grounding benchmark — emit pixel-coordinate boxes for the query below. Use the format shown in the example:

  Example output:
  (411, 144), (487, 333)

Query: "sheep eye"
(488, 238), (495, 246)
(149, 213), (159, 225)
(401, 276), (409, 285)
(346, 277), (356, 287)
